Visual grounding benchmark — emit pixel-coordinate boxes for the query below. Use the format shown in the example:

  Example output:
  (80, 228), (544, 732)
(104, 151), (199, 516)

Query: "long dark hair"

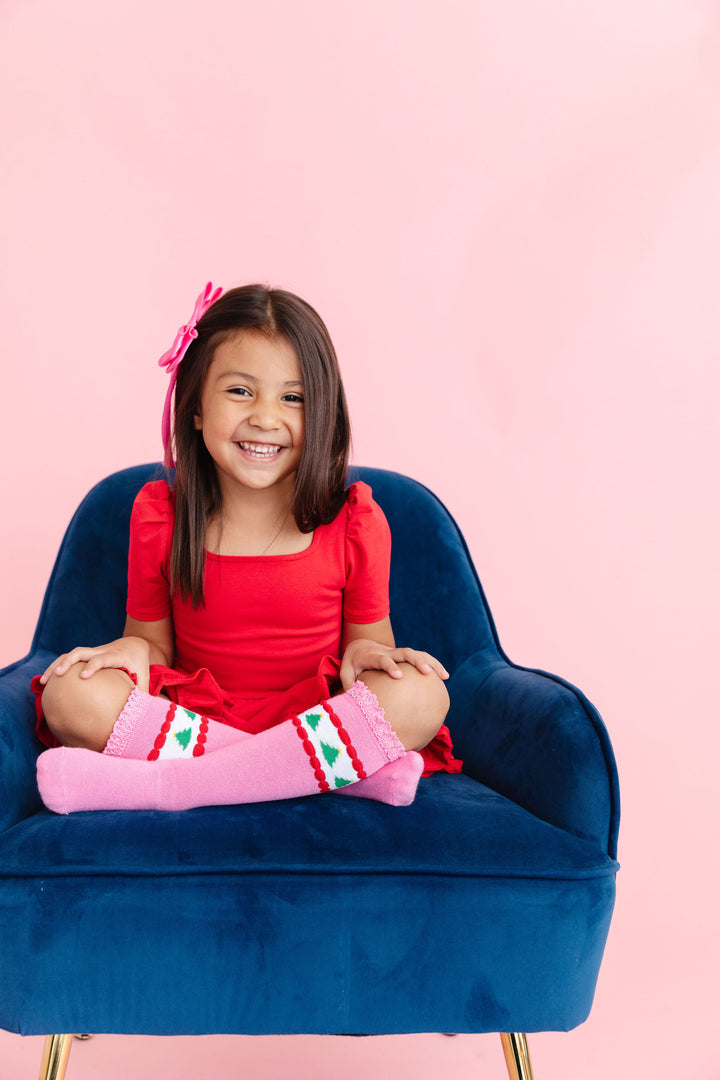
(169, 284), (351, 607)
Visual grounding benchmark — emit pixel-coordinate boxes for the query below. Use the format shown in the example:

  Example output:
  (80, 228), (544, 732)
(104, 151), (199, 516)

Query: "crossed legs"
(37, 664), (449, 811)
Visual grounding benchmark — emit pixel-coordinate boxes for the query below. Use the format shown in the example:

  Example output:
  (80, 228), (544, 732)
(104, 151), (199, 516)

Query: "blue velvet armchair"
(0, 465), (619, 1080)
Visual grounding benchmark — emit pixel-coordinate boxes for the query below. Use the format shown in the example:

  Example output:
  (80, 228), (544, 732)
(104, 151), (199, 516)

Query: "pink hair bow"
(159, 282), (222, 466)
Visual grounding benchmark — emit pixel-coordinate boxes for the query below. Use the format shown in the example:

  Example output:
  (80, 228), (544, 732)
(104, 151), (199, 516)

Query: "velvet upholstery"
(0, 464), (619, 1037)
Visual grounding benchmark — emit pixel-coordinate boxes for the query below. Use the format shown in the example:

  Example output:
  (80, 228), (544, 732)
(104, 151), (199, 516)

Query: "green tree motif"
(321, 742), (341, 767)
(174, 728), (192, 751)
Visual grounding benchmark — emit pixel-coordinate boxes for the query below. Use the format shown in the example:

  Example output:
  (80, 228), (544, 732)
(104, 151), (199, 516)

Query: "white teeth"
(239, 442), (283, 456)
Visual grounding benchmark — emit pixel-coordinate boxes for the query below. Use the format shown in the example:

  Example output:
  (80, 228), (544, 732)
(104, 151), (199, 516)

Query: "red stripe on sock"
(292, 716), (330, 792)
(147, 702), (176, 761)
(321, 699), (367, 780)
(193, 716), (209, 757)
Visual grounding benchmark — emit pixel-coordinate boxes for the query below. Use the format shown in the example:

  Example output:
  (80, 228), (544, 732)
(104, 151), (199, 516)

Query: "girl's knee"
(361, 663), (449, 751)
(401, 664), (450, 749)
(42, 665), (132, 751)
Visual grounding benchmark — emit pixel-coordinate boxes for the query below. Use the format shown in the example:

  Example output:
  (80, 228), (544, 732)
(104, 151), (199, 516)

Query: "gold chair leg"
(500, 1033), (535, 1080)
(38, 1034), (73, 1080)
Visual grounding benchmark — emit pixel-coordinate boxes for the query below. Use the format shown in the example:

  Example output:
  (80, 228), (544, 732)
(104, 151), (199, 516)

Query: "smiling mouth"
(237, 441), (285, 459)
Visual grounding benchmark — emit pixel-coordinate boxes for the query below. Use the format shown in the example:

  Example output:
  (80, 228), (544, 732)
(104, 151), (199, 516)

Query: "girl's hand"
(339, 638), (449, 691)
(39, 636), (152, 692)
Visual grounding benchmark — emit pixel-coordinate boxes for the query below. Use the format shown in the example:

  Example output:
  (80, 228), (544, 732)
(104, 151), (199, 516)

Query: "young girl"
(34, 283), (460, 813)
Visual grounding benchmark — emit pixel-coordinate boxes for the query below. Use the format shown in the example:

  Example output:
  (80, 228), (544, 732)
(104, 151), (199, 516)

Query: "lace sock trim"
(103, 687), (149, 757)
(343, 680), (405, 762)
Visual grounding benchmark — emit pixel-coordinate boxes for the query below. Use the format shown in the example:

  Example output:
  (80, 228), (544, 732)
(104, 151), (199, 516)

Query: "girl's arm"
(339, 616), (449, 691)
(38, 616), (174, 693)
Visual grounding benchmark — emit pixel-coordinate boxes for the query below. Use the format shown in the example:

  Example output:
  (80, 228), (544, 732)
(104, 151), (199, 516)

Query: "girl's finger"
(398, 651), (450, 679)
(338, 659), (353, 687)
(79, 655), (106, 678)
(400, 655), (431, 673)
(410, 658), (434, 675)
(40, 651), (79, 683)
(381, 655), (403, 678)
(58, 647), (92, 669)
(44, 647), (104, 682)
(135, 667), (151, 693)
(408, 650), (448, 676)
(39, 657), (65, 684)
(425, 656), (450, 679)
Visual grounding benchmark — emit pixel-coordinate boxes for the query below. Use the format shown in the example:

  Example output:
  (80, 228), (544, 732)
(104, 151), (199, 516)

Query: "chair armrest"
(447, 649), (620, 858)
(0, 653), (50, 830)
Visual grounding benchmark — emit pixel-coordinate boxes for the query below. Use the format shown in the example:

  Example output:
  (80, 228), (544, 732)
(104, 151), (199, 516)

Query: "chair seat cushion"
(1, 773), (615, 881)
(0, 774), (616, 1037)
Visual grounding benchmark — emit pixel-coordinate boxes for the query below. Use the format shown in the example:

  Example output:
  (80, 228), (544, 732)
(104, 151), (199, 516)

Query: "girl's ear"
(193, 412), (203, 431)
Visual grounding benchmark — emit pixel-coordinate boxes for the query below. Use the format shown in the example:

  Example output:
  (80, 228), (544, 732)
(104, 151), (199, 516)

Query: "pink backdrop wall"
(1, 2), (718, 1078)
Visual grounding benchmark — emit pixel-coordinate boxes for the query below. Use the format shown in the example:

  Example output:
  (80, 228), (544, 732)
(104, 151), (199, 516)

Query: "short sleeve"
(343, 481), (392, 624)
(126, 481), (174, 621)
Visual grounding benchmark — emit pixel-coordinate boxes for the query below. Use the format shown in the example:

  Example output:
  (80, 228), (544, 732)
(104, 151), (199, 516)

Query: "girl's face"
(194, 330), (305, 502)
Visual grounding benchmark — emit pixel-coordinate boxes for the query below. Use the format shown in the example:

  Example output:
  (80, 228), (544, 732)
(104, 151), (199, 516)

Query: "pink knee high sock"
(99, 686), (422, 806)
(37, 682), (423, 813)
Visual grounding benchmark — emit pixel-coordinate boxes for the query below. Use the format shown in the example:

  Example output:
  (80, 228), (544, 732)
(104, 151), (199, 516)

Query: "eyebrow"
(217, 371), (303, 387)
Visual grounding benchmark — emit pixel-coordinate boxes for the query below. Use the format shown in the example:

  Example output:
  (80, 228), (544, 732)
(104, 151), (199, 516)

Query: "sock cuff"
(103, 687), (149, 757)
(342, 680), (405, 762)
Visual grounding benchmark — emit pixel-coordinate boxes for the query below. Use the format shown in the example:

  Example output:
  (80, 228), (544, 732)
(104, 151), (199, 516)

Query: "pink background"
(1, 2), (718, 1077)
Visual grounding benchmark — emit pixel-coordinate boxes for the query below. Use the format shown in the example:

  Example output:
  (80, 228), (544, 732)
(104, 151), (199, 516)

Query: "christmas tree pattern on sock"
(293, 699), (369, 792)
(103, 688), (243, 763)
(148, 702), (211, 760)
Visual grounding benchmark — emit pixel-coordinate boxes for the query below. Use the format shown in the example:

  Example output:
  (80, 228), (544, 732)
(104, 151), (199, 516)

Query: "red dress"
(34, 479), (461, 776)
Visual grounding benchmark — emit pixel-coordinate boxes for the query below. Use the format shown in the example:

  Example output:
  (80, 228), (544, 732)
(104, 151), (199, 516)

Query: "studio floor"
(0, 1029), (577, 1080)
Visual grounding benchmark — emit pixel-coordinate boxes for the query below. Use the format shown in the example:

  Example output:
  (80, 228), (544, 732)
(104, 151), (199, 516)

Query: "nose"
(248, 396), (282, 430)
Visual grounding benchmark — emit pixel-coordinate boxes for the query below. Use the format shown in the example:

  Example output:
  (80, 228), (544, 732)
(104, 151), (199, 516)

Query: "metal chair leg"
(500, 1033), (535, 1080)
(38, 1034), (73, 1080)
(38, 1031), (532, 1080)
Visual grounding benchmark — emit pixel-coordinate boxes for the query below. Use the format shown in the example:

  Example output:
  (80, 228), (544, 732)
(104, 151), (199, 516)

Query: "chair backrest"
(351, 466), (500, 671)
(33, 463), (501, 717)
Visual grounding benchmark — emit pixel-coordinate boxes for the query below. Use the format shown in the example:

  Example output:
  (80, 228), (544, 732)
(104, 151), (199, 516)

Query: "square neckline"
(203, 527), (320, 562)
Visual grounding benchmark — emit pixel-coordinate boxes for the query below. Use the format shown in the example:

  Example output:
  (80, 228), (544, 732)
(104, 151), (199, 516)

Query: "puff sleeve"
(126, 481), (175, 621)
(343, 481), (392, 624)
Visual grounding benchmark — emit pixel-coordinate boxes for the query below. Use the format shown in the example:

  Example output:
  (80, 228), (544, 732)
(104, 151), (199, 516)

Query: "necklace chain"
(258, 510), (291, 556)
(210, 509), (292, 556)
